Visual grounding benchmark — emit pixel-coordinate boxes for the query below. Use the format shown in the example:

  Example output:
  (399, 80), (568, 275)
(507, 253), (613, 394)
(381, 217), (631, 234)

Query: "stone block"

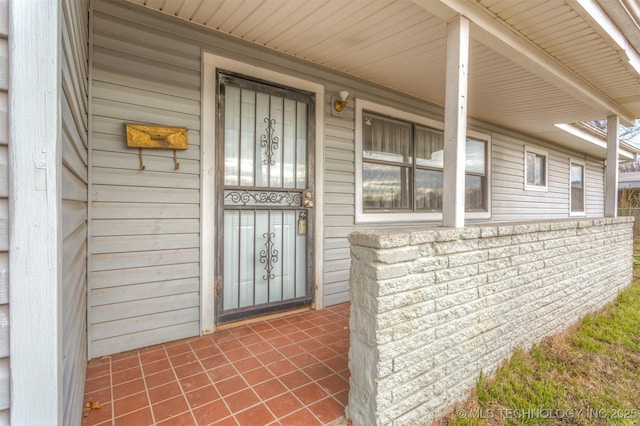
(435, 289), (478, 311)
(435, 264), (479, 283)
(478, 235), (512, 249)
(411, 256), (449, 273)
(378, 273), (436, 297)
(448, 250), (489, 267)
(348, 230), (411, 249)
(478, 257), (511, 273)
(410, 230), (437, 244)
(487, 245), (519, 259)
(434, 239), (480, 255)
(375, 245), (420, 264)
(447, 275), (487, 293)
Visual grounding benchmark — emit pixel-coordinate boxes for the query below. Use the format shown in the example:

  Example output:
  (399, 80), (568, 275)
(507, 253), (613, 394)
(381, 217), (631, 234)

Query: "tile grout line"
(110, 358), (115, 426)
(136, 350), (157, 426)
(165, 342), (201, 425)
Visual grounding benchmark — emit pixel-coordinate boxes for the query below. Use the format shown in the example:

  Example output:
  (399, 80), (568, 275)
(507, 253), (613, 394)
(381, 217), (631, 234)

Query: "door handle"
(302, 190), (314, 208)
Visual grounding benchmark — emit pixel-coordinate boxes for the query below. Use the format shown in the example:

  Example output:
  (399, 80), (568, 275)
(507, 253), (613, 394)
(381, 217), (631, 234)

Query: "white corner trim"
(9, 0), (63, 423)
(200, 52), (325, 320)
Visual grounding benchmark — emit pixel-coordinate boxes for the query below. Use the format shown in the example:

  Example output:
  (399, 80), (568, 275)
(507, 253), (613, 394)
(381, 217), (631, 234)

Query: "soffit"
(128, 0), (640, 158)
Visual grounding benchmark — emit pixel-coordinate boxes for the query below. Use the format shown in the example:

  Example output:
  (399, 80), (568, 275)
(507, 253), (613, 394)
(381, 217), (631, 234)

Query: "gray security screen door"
(216, 72), (315, 324)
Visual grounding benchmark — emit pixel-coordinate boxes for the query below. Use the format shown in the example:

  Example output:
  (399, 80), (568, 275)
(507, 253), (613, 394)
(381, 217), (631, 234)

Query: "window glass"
(415, 126), (444, 168)
(362, 163), (411, 209)
(466, 139), (486, 174)
(363, 114), (412, 164)
(416, 169), (443, 210)
(525, 150), (546, 188)
(465, 175), (485, 210)
(571, 163), (584, 212)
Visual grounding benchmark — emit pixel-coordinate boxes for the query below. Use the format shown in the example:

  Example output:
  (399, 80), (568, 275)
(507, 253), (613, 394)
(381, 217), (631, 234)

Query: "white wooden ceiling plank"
(142, 0), (164, 8)
(290, 3), (433, 57)
(204, 0), (247, 29)
(185, 0), (224, 25)
(497, 0), (546, 23)
(236, 0), (319, 43)
(155, 0), (185, 15)
(224, 0), (289, 41)
(476, 0), (504, 9)
(293, 0), (398, 58)
(345, 37), (446, 76)
(239, 0), (344, 51)
(269, 1), (380, 52)
(557, 47), (618, 66)
(327, 13), (443, 67)
(216, 0), (273, 33)
(175, 0), (205, 20)
(308, 8), (443, 65)
(540, 27), (598, 52)
(503, 1), (565, 27)
(482, 0), (523, 15)
(517, 8), (580, 37)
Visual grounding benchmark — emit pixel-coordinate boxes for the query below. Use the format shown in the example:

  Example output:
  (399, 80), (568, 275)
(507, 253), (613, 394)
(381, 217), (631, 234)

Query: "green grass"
(442, 261), (640, 425)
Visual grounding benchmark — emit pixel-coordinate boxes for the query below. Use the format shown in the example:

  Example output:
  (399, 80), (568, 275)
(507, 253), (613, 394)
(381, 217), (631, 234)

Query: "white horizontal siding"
(491, 134), (606, 220)
(89, 6), (201, 355)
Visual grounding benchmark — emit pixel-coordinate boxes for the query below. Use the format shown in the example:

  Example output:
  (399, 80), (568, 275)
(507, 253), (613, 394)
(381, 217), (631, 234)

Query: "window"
(524, 146), (548, 191)
(570, 160), (585, 215)
(355, 100), (490, 223)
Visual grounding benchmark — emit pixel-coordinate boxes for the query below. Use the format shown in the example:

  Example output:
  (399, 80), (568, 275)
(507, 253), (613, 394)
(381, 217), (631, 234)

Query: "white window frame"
(524, 145), (548, 191)
(569, 158), (586, 216)
(355, 99), (491, 223)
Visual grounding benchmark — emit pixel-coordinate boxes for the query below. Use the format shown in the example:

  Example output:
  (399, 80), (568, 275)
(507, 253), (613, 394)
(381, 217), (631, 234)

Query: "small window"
(466, 138), (487, 211)
(524, 146), (548, 191)
(570, 160), (585, 215)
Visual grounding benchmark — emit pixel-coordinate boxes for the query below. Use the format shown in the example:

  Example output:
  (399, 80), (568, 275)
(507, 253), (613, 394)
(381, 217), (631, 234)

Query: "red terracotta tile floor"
(82, 303), (350, 425)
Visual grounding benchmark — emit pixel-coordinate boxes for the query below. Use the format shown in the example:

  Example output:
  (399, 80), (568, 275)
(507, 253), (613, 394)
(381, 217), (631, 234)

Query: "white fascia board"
(575, 0), (640, 75)
(412, 0), (637, 126)
(555, 123), (637, 160)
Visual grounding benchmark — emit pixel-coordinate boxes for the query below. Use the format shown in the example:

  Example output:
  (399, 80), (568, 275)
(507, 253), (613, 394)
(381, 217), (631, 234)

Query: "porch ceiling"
(129, 0), (640, 158)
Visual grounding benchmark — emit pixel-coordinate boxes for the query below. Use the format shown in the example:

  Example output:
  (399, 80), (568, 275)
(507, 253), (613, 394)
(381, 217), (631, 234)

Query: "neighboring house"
(5, 0), (640, 424)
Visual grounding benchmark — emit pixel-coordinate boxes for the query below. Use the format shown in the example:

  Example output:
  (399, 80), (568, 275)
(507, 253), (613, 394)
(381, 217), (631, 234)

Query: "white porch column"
(9, 0), (62, 423)
(605, 114), (619, 217)
(442, 15), (470, 228)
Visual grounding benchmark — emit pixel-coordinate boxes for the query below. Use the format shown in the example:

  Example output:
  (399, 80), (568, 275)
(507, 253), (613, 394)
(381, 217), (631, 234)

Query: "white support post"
(9, 1), (62, 424)
(442, 15), (470, 228)
(605, 115), (619, 217)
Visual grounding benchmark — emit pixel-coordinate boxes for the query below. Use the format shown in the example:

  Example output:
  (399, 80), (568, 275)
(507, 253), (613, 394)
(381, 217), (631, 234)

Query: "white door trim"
(201, 52), (325, 333)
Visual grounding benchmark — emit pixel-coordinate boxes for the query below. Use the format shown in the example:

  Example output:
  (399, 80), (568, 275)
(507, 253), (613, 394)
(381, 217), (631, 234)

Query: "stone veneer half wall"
(345, 218), (634, 425)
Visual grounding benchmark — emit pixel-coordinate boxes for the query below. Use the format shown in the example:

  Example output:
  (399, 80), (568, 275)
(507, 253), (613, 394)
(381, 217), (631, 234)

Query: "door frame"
(201, 52), (325, 333)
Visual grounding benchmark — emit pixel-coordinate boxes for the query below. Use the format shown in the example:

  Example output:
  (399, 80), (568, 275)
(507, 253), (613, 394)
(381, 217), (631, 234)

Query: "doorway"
(216, 72), (315, 324)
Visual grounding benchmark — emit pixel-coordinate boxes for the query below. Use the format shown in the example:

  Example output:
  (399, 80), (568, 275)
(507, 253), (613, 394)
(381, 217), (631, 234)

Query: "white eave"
(555, 122), (639, 160)
(128, 0), (640, 159)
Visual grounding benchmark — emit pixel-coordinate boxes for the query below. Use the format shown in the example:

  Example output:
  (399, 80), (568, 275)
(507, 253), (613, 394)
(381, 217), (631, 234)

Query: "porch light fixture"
(333, 90), (350, 112)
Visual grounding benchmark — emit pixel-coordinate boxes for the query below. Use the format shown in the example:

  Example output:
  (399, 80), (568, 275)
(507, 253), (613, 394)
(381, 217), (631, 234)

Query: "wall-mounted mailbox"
(125, 123), (188, 170)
